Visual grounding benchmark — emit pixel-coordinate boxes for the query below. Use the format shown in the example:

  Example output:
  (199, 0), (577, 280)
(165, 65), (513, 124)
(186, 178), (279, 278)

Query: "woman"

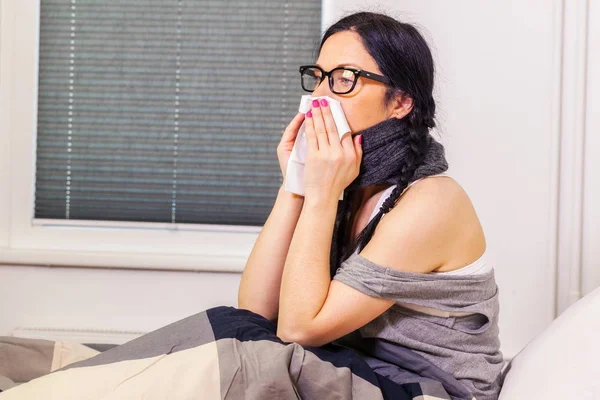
(0, 11), (503, 400)
(239, 11), (504, 400)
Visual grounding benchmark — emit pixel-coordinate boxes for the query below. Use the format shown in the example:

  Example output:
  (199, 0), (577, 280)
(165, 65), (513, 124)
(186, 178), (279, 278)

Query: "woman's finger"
(280, 112), (305, 143)
(309, 99), (329, 148)
(340, 131), (355, 154)
(304, 110), (318, 152)
(318, 98), (341, 149)
(353, 134), (363, 169)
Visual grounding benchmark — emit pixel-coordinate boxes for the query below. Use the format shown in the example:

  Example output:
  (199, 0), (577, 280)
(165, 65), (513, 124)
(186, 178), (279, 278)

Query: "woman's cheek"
(341, 105), (360, 132)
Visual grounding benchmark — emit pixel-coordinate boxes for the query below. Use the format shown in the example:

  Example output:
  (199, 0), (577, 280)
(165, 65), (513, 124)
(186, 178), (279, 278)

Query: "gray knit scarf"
(346, 117), (448, 191)
(330, 117), (448, 276)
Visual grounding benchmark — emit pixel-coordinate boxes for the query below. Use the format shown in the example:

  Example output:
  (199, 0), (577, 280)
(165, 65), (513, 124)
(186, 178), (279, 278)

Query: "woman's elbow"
(277, 326), (324, 347)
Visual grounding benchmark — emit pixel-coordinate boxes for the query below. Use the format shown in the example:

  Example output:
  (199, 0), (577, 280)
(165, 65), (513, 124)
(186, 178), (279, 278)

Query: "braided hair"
(321, 12), (438, 277)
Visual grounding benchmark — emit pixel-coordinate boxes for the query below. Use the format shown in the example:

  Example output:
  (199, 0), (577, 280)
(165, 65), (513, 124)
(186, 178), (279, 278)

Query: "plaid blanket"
(1, 306), (474, 399)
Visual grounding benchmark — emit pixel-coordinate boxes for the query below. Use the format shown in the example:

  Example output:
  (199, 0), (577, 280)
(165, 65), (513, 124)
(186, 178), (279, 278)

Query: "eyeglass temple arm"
(359, 71), (391, 85)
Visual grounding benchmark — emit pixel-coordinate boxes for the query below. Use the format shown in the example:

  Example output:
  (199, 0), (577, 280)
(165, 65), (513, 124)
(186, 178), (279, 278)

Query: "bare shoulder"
(359, 175), (486, 273)
(403, 175), (475, 215)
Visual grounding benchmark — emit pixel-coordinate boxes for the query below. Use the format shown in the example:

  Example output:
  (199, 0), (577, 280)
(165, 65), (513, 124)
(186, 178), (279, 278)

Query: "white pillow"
(499, 286), (600, 399)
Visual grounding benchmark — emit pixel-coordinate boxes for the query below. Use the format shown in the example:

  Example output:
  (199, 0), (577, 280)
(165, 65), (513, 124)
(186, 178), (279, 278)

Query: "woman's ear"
(389, 93), (414, 119)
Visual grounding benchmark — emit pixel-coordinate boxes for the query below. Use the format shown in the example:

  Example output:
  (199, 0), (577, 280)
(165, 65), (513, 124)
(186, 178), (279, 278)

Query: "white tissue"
(285, 95), (351, 200)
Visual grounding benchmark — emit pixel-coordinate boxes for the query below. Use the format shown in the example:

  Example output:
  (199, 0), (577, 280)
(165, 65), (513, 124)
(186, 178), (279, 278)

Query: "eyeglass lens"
(301, 67), (356, 94)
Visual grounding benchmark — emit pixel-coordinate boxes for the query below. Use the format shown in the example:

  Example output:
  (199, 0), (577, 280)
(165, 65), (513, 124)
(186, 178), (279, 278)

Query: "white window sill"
(0, 245), (247, 272)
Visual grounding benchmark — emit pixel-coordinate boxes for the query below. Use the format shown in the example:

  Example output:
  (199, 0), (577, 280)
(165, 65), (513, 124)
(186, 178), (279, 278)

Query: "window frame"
(0, 0), (323, 271)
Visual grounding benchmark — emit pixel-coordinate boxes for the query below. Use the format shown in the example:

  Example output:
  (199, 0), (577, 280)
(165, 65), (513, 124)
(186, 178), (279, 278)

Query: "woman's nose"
(311, 78), (331, 98)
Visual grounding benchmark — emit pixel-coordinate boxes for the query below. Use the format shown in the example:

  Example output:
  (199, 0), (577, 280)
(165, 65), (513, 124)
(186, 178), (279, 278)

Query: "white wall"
(0, 0), (10, 249)
(0, 265), (241, 339)
(0, 0), (597, 360)
(582, 0), (600, 296)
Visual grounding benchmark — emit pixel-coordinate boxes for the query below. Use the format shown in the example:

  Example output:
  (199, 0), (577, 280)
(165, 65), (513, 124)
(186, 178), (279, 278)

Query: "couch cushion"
(499, 286), (600, 399)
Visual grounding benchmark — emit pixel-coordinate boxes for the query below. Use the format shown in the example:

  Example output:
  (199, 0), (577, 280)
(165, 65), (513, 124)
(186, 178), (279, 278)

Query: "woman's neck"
(344, 184), (392, 245)
(355, 184), (391, 210)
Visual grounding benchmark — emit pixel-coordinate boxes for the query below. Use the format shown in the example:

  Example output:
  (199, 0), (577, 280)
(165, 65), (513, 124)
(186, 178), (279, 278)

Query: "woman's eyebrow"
(315, 62), (363, 70)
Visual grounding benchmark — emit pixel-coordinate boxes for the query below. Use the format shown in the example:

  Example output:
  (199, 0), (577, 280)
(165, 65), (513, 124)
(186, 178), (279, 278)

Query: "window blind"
(34, 0), (321, 225)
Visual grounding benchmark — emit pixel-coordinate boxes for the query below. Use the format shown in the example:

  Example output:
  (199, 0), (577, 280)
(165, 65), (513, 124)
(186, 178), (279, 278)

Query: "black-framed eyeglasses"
(299, 65), (391, 95)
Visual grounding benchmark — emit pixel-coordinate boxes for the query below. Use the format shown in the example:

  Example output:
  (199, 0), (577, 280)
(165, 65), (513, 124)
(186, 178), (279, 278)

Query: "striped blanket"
(0, 306), (473, 399)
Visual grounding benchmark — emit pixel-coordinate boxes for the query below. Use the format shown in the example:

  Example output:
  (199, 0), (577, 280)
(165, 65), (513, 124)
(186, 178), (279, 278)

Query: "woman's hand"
(276, 112), (306, 182)
(303, 98), (363, 202)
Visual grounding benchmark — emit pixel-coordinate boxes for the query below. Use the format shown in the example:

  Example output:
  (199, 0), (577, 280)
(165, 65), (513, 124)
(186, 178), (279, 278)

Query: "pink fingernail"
(359, 135), (363, 144)
(306, 110), (312, 118)
(312, 99), (320, 108)
(320, 98), (328, 107)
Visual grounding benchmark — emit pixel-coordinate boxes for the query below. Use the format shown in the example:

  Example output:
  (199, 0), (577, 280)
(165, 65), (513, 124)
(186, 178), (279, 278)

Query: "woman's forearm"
(277, 195), (338, 339)
(237, 184), (304, 322)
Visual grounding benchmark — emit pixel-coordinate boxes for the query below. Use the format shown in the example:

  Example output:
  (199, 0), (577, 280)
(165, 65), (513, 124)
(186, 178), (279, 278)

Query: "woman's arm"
(237, 182), (304, 322)
(276, 178), (475, 347)
(276, 194), (339, 339)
